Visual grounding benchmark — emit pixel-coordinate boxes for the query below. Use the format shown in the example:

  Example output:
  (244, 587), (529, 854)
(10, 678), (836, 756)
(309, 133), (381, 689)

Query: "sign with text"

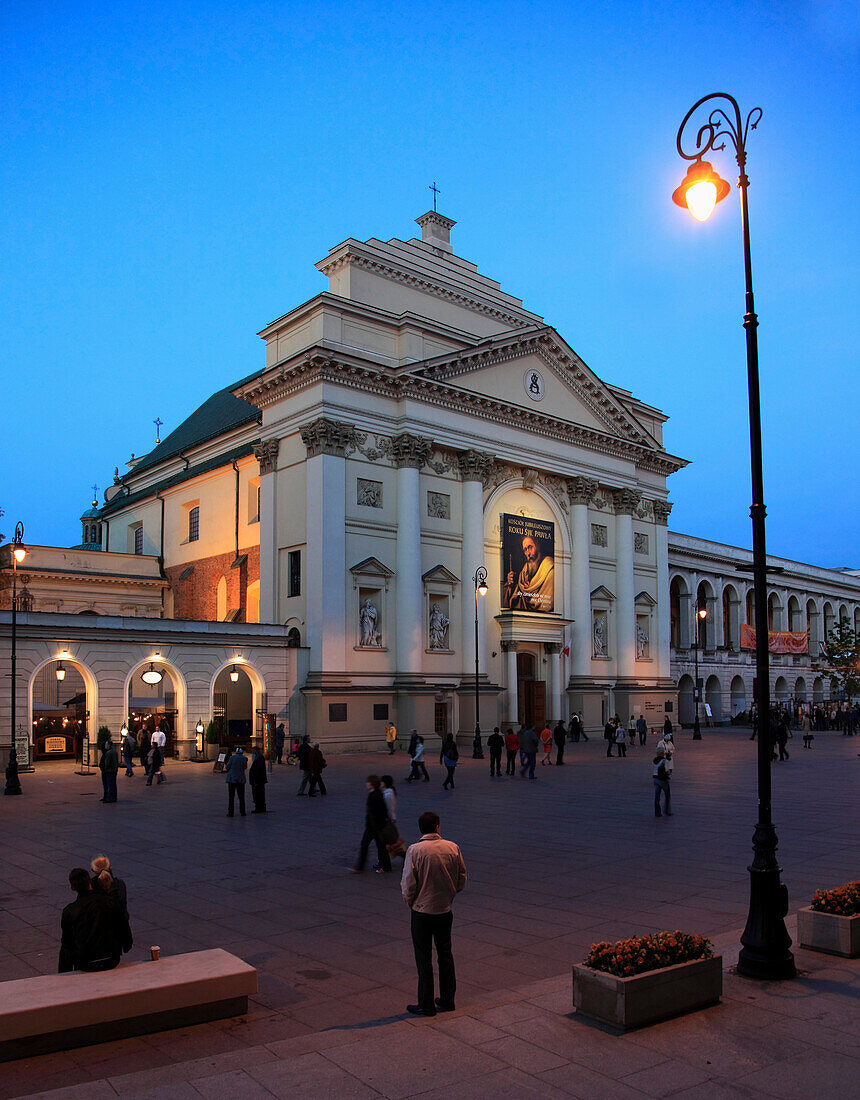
(741, 625), (809, 654)
(14, 728), (30, 769)
(501, 513), (555, 614)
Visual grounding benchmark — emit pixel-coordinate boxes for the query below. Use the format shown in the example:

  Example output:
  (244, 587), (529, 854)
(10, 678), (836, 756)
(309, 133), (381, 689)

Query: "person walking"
(553, 720), (567, 765)
(407, 729), (420, 761)
(504, 728), (520, 775)
(627, 714), (637, 751)
(121, 728), (137, 777)
(539, 725), (553, 765)
(637, 714), (648, 746)
(440, 734), (459, 789)
(138, 727), (151, 772)
(308, 740), (327, 796)
(385, 722), (398, 755)
(519, 724), (539, 779)
(775, 715), (790, 762)
(401, 810), (466, 1017)
(351, 775), (392, 874)
(604, 717), (616, 757)
(653, 747), (672, 817)
(296, 735), (312, 795)
(145, 740), (164, 786)
(99, 737), (119, 803)
(656, 730), (675, 776)
(487, 727), (504, 777)
(249, 748), (268, 812)
(615, 723), (627, 758)
(662, 715), (673, 740)
(224, 746), (248, 817)
(568, 712), (581, 743)
(380, 775), (406, 861)
(406, 736), (430, 782)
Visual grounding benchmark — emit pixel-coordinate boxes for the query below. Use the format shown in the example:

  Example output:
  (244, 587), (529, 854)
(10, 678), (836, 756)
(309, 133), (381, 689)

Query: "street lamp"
(195, 718), (205, 757)
(692, 604), (707, 740)
(473, 566), (488, 759)
(5, 522), (27, 795)
(674, 93), (795, 980)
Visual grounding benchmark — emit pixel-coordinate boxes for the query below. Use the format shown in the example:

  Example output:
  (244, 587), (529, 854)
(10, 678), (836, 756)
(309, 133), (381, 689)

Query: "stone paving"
(0, 726), (857, 1098)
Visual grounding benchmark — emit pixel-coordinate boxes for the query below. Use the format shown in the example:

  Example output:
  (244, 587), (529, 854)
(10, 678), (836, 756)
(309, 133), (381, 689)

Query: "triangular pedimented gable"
(404, 326), (655, 447)
(636, 590), (658, 607)
(422, 565), (460, 585)
(350, 557), (395, 589)
(591, 585), (615, 601)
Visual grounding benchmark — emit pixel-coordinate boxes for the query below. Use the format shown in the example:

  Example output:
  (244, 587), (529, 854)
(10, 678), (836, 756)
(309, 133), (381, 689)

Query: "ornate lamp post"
(472, 566), (488, 758)
(692, 604), (707, 740)
(5, 522), (27, 795)
(673, 93), (795, 980)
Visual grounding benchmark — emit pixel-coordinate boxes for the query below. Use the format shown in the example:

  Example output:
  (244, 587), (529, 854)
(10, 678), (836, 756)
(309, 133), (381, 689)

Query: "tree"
(815, 619), (860, 701)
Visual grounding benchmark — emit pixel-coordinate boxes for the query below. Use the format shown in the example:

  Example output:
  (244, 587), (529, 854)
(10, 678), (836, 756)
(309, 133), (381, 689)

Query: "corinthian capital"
(567, 476), (599, 505)
(457, 449), (495, 483)
(612, 487), (642, 516)
(653, 500), (673, 526)
(253, 438), (280, 475)
(300, 417), (358, 458)
(389, 432), (433, 469)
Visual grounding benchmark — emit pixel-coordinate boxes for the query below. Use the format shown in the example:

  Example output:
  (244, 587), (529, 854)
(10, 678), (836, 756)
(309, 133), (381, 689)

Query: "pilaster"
(567, 477), (598, 679)
(613, 487), (640, 680)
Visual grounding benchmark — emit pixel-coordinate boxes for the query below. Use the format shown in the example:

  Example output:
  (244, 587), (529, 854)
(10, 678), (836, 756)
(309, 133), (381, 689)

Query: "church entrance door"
(516, 651), (545, 729)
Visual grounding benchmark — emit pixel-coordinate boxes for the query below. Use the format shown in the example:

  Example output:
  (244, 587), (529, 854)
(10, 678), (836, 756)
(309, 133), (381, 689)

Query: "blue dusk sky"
(1, 1), (857, 566)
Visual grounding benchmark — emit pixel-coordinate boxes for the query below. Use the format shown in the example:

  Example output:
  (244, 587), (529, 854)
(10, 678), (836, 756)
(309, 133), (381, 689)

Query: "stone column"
(545, 643), (562, 723)
(568, 477), (597, 679)
(459, 450), (494, 685)
(254, 438), (279, 624)
(502, 640), (519, 725)
(613, 488), (640, 680)
(653, 501), (672, 680)
(391, 433), (432, 677)
(301, 418), (355, 675)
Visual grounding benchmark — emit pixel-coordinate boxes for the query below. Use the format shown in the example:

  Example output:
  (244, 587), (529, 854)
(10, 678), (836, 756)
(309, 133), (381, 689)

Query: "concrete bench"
(0, 948), (257, 1062)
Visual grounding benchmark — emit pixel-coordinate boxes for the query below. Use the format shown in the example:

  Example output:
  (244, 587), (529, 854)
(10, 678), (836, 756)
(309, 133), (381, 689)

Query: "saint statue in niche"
(593, 613), (608, 657)
(360, 598), (381, 647)
(636, 622), (650, 659)
(428, 603), (450, 650)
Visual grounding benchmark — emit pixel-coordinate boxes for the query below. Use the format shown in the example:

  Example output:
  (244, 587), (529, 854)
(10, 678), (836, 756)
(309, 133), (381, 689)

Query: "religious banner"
(501, 513), (555, 613)
(740, 624), (809, 654)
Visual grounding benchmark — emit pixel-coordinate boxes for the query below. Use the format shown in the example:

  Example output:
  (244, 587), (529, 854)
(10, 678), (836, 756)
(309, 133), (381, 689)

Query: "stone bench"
(0, 948), (257, 1062)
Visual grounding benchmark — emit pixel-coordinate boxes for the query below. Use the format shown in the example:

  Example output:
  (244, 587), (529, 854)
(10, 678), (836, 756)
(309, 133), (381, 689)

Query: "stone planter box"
(572, 956), (722, 1030)
(797, 907), (860, 958)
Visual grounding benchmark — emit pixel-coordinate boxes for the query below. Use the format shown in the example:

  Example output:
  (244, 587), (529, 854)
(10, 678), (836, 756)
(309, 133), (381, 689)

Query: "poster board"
(500, 513), (555, 613)
(213, 751), (227, 774)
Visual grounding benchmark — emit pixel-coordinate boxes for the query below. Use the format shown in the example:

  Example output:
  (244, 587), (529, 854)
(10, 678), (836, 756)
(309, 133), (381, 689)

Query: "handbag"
(380, 822), (398, 846)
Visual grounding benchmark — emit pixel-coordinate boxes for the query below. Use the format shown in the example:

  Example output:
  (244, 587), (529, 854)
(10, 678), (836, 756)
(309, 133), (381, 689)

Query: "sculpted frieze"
(254, 438), (280, 474)
(653, 500), (673, 526)
(613, 487), (642, 516)
(457, 449), (496, 484)
(389, 433), (433, 469)
(300, 417), (360, 458)
(567, 476), (599, 506)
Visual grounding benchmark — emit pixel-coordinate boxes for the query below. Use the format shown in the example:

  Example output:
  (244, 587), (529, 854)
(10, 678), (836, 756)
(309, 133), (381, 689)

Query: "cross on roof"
(154, 417), (163, 444)
(429, 181), (440, 211)
(92, 484), (99, 504)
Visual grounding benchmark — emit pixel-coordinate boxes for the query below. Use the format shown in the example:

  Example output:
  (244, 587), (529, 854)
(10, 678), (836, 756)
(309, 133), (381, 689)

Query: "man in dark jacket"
(308, 741), (327, 796)
(224, 746), (247, 816)
(59, 868), (131, 973)
(145, 741), (164, 786)
(518, 724), (539, 779)
(351, 775), (391, 873)
(486, 727), (504, 777)
(296, 735), (312, 795)
(99, 737), (119, 802)
(249, 749), (268, 812)
(553, 720), (567, 765)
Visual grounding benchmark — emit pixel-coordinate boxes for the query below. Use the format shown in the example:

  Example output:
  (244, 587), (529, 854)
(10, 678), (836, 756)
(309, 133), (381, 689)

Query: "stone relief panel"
(634, 532), (649, 554)
(591, 523), (608, 547)
(427, 491), (450, 519)
(357, 479), (383, 508)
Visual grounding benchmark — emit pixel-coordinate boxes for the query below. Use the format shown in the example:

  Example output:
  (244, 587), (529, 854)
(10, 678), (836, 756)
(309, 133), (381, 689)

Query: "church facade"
(2, 212), (857, 761)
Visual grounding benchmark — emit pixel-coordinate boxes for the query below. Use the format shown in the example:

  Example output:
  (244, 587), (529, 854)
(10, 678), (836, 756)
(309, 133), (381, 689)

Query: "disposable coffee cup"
(151, 946), (160, 961)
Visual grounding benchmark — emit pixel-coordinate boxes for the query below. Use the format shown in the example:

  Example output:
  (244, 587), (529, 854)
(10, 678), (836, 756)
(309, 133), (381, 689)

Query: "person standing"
(274, 723), (286, 765)
(296, 734), (312, 795)
(604, 717), (616, 757)
(406, 736), (430, 782)
(519, 724), (539, 779)
(615, 723), (627, 758)
(504, 727), (520, 775)
(145, 740), (164, 786)
(662, 715), (673, 739)
(385, 722), (398, 755)
(637, 714), (648, 746)
(553, 720), (567, 765)
(627, 714), (637, 751)
(487, 727), (504, 777)
(152, 724), (167, 782)
(656, 730), (675, 777)
(653, 747), (672, 817)
(308, 740), (327, 796)
(401, 810), (467, 1017)
(775, 716), (790, 762)
(138, 727), (151, 772)
(99, 737), (119, 803)
(249, 749), (268, 812)
(568, 712), (581, 744)
(351, 775), (391, 874)
(224, 746), (247, 817)
(801, 711), (813, 749)
(539, 724), (553, 765)
(440, 734), (459, 789)
(122, 728), (137, 777)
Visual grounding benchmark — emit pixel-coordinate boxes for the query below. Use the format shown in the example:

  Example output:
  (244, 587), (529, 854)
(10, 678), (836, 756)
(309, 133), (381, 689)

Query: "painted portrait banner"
(740, 624), (809, 655)
(501, 513), (555, 613)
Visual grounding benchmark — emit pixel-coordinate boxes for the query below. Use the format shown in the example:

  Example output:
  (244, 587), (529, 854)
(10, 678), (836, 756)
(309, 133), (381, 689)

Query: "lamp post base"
(692, 718), (702, 740)
(737, 829), (796, 981)
(4, 748), (22, 796)
(472, 726), (484, 759)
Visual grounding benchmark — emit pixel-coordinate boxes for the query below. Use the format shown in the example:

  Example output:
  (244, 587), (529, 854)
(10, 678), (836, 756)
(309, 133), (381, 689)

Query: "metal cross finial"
(92, 484), (99, 504)
(154, 417), (163, 444)
(429, 181), (440, 211)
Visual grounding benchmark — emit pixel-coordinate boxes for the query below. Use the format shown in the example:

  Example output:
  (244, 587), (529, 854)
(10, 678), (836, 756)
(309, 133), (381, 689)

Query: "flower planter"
(797, 907), (860, 958)
(572, 955), (722, 1030)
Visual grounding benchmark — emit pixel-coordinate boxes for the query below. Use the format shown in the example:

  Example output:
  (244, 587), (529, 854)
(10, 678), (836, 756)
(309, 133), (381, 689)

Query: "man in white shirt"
(401, 811), (466, 1016)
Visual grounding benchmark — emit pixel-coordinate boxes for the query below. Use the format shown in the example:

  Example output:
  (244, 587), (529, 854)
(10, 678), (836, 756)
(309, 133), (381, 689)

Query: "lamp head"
(229, 666), (239, 683)
(55, 662), (66, 681)
(141, 662), (164, 685)
(13, 545), (26, 563)
(673, 159), (731, 222)
(698, 606), (708, 620)
(478, 580), (488, 597)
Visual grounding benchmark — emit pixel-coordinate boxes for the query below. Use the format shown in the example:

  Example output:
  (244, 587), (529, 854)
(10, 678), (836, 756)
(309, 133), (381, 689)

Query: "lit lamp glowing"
(196, 719), (204, 755)
(229, 666), (239, 683)
(472, 567), (488, 759)
(141, 663), (164, 685)
(672, 159), (730, 221)
(55, 662), (66, 682)
(692, 604), (708, 740)
(5, 521), (27, 795)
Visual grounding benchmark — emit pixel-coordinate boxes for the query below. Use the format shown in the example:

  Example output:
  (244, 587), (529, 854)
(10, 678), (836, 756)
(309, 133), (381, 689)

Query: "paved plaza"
(0, 727), (857, 1098)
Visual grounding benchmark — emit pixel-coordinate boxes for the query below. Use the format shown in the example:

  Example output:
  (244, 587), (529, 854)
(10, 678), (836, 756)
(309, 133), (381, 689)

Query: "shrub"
(584, 931), (714, 977)
(96, 725), (112, 751)
(205, 720), (221, 745)
(810, 882), (860, 917)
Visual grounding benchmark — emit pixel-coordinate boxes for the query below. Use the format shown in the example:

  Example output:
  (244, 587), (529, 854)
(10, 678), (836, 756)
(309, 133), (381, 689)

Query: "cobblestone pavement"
(0, 727), (857, 1098)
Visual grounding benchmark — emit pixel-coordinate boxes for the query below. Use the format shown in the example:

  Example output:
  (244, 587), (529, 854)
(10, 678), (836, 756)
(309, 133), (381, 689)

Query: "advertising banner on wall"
(501, 513), (555, 613)
(740, 625), (809, 654)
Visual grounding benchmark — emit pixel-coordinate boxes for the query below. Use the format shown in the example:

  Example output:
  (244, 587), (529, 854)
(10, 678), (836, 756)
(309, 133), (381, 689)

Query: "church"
(2, 211), (857, 762)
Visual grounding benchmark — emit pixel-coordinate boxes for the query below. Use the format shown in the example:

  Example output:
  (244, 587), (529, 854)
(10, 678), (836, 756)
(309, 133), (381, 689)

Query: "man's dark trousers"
(411, 909), (455, 1012)
(228, 783), (246, 816)
(489, 749), (502, 776)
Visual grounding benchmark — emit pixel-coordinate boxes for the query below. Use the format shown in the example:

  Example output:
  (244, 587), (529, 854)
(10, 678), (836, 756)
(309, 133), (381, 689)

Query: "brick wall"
(165, 546), (260, 621)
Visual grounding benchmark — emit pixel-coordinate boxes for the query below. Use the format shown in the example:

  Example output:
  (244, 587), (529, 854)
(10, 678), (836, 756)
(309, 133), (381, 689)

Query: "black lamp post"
(5, 522), (26, 796)
(674, 93), (795, 980)
(472, 566), (488, 758)
(692, 605), (707, 740)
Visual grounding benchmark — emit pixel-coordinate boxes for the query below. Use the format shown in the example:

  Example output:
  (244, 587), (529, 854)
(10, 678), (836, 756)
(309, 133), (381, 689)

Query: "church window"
(329, 703), (347, 722)
(248, 478), (261, 523)
(288, 550), (301, 597)
(131, 523), (144, 555)
(188, 506), (199, 543)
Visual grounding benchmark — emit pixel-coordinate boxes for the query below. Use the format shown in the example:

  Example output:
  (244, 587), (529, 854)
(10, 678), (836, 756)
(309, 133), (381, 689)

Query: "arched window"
(746, 589), (755, 627)
(216, 576), (228, 621)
